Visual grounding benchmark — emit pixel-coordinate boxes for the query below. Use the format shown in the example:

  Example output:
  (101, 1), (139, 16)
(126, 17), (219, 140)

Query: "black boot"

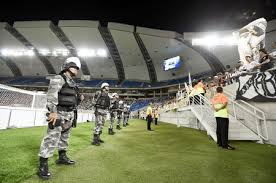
(116, 125), (121, 130)
(126, 123), (129, 126)
(98, 135), (104, 143)
(108, 128), (115, 135)
(92, 134), (100, 146)
(38, 157), (51, 179)
(56, 150), (75, 165)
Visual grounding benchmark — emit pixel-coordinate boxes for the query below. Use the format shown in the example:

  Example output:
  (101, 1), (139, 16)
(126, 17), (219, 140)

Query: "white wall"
(159, 107), (205, 130)
(0, 106), (95, 130)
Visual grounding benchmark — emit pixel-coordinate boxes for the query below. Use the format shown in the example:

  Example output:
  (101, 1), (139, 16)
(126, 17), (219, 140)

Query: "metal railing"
(162, 87), (269, 142)
(175, 90), (268, 142)
(223, 90), (268, 141)
(188, 94), (218, 141)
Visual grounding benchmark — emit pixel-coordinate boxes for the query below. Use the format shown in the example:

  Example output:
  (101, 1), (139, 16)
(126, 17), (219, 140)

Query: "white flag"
(188, 72), (192, 86)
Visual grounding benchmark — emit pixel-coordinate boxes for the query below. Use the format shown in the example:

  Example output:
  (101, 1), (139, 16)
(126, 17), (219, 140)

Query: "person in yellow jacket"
(195, 79), (206, 96)
(188, 82), (197, 105)
(211, 87), (235, 150)
(154, 107), (159, 125)
(146, 103), (153, 131)
(194, 79), (206, 104)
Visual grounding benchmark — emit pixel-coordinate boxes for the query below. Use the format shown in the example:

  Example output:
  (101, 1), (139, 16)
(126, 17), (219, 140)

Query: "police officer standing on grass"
(37, 57), (83, 180)
(125, 105), (131, 126)
(154, 107), (159, 125)
(116, 100), (124, 130)
(146, 102), (153, 131)
(91, 82), (110, 146)
(211, 87), (235, 150)
(122, 103), (128, 127)
(109, 93), (119, 135)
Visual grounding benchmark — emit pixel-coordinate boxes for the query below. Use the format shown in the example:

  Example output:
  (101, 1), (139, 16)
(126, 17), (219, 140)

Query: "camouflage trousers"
(94, 108), (107, 135)
(123, 113), (128, 126)
(109, 111), (117, 129)
(117, 112), (122, 126)
(38, 111), (74, 158)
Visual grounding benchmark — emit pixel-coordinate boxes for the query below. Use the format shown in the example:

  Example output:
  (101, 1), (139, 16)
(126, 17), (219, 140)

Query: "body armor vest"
(95, 91), (110, 109)
(117, 103), (124, 114)
(110, 100), (119, 109)
(57, 74), (78, 108)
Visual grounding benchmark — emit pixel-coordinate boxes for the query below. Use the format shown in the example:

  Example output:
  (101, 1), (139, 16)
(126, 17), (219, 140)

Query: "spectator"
(211, 87), (235, 150)
(259, 48), (273, 72)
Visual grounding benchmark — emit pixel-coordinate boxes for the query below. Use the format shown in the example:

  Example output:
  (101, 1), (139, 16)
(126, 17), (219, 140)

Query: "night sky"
(1, 0), (275, 33)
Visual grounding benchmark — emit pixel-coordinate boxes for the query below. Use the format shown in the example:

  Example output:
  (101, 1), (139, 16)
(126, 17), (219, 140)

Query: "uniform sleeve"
(92, 91), (100, 106)
(46, 75), (65, 113)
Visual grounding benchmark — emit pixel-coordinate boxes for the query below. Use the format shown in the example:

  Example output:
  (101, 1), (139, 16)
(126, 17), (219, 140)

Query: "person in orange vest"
(146, 103), (153, 131)
(211, 87), (235, 150)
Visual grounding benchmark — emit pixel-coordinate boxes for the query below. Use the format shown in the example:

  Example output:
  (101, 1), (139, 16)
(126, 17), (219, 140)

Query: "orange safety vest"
(211, 93), (228, 118)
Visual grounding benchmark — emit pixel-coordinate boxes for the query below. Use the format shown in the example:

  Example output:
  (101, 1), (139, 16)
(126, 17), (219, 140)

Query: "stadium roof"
(1, 0), (275, 33)
(0, 1), (275, 84)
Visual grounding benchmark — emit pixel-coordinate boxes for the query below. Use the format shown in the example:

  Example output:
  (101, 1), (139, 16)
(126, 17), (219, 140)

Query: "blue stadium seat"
(122, 81), (144, 88)
(77, 80), (102, 87)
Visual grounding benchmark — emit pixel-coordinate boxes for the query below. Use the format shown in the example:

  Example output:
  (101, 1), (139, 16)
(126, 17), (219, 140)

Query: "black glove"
(72, 109), (78, 128)
(47, 119), (62, 129)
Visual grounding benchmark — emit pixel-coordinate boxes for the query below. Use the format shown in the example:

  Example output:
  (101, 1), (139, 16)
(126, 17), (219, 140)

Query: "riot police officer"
(109, 93), (119, 135)
(92, 82), (110, 146)
(37, 57), (82, 179)
(125, 105), (131, 126)
(116, 100), (124, 129)
(122, 103), (128, 127)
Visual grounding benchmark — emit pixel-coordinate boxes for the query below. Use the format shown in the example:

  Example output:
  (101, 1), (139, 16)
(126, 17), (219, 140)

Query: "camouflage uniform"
(37, 57), (81, 180)
(94, 108), (107, 135)
(122, 104), (128, 127)
(92, 90), (110, 145)
(38, 74), (77, 158)
(116, 102), (124, 129)
(109, 97), (119, 134)
(109, 111), (116, 130)
(125, 106), (131, 125)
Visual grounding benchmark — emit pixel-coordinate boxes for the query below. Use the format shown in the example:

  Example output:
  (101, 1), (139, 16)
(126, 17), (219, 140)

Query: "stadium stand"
(76, 79), (102, 87)
(121, 81), (144, 88)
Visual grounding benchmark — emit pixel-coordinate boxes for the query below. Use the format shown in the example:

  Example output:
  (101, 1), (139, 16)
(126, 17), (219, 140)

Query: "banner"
(236, 69), (276, 101)
(233, 18), (267, 65)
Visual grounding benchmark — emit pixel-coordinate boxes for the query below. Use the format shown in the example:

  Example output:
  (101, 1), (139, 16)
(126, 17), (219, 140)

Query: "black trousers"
(216, 117), (229, 148)
(147, 115), (152, 130)
(155, 118), (158, 125)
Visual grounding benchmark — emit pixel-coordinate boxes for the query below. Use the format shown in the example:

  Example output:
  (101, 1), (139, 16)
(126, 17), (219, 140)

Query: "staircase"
(185, 94), (260, 142)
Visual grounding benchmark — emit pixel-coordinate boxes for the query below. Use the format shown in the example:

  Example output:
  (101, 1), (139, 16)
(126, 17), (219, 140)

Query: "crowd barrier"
(0, 106), (94, 130)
